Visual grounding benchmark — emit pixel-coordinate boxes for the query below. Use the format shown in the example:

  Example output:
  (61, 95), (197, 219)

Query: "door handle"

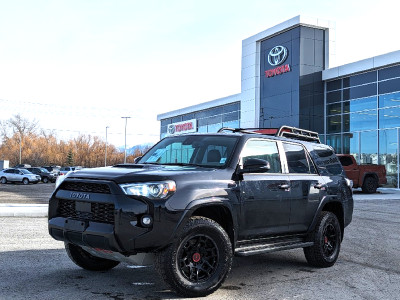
(278, 184), (290, 189)
(314, 183), (325, 189)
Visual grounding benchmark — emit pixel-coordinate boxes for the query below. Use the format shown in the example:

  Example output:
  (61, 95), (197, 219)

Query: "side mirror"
(240, 158), (271, 174)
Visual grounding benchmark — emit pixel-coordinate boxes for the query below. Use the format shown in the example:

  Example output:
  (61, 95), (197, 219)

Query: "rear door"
(238, 138), (291, 238)
(281, 142), (327, 233)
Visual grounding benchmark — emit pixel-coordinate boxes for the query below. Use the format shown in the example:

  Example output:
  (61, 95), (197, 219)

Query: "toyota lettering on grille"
(70, 192), (90, 200)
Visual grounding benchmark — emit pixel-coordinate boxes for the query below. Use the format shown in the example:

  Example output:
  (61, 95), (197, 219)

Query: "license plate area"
(65, 219), (87, 231)
(76, 201), (92, 213)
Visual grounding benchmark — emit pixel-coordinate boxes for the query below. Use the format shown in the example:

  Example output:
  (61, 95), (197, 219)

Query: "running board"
(235, 240), (313, 257)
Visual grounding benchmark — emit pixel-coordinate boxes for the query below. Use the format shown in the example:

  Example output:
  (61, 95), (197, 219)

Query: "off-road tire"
(362, 176), (378, 194)
(304, 211), (341, 268)
(22, 178), (29, 185)
(154, 216), (233, 298)
(0, 177), (6, 184)
(65, 243), (120, 271)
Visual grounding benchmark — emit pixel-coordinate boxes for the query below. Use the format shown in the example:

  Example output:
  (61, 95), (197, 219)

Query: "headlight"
(119, 181), (176, 199)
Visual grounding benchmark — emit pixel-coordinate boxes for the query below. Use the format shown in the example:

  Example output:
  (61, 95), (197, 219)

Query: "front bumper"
(48, 179), (181, 254)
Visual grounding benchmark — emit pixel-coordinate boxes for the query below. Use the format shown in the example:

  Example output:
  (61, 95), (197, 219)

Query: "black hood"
(64, 164), (231, 184)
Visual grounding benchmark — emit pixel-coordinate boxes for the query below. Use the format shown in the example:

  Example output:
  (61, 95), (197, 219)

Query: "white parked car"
(0, 168), (41, 185)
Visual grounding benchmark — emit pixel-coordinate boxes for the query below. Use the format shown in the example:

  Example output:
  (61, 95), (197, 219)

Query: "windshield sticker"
(220, 158), (226, 164)
(147, 149), (167, 163)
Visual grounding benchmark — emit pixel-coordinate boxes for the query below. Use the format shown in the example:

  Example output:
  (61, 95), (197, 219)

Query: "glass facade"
(325, 64), (400, 187)
(160, 102), (240, 139)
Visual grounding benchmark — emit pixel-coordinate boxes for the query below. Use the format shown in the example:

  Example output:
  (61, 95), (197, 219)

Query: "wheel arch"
(191, 205), (235, 247)
(308, 198), (344, 241)
(362, 172), (378, 184)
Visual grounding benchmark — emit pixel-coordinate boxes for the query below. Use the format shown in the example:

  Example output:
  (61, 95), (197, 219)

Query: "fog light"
(141, 216), (153, 227)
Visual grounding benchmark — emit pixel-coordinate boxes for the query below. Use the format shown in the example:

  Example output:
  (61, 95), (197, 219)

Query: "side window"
(5, 169), (13, 174)
(283, 143), (312, 174)
(241, 139), (282, 173)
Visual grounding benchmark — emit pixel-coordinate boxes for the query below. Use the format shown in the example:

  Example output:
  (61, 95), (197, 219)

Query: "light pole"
(121, 117), (131, 164)
(105, 126), (109, 167)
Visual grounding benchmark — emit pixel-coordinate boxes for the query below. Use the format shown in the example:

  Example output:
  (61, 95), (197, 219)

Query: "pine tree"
(66, 150), (74, 166)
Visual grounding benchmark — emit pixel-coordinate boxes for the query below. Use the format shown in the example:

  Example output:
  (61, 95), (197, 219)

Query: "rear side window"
(338, 156), (353, 166)
(283, 143), (315, 174)
(308, 146), (343, 176)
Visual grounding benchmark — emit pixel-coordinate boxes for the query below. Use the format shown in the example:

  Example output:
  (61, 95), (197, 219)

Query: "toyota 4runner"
(48, 126), (353, 297)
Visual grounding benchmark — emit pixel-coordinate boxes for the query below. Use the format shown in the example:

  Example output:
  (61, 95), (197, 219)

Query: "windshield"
(138, 135), (239, 168)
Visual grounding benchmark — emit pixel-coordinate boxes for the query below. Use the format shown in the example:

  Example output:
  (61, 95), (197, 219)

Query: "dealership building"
(157, 16), (400, 188)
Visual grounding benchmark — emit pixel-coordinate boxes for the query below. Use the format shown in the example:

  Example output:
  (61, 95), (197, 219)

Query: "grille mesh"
(60, 182), (111, 194)
(57, 199), (115, 224)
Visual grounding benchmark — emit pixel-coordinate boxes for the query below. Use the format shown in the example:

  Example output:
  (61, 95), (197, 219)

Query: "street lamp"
(105, 126), (109, 167)
(121, 117), (131, 164)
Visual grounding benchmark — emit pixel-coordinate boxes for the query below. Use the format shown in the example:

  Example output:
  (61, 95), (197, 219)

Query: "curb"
(0, 204), (48, 217)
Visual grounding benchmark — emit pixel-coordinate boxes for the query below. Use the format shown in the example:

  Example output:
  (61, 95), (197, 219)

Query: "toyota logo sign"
(268, 45), (288, 66)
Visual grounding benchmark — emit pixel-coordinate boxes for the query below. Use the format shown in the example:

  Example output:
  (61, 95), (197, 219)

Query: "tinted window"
(241, 139), (281, 173)
(343, 71), (376, 88)
(379, 64), (400, 81)
(343, 83), (376, 100)
(327, 103), (341, 115)
(283, 143), (311, 174)
(308, 146), (343, 176)
(326, 79), (341, 92)
(326, 90), (341, 103)
(378, 77), (400, 94)
(4, 169), (13, 173)
(338, 156), (353, 166)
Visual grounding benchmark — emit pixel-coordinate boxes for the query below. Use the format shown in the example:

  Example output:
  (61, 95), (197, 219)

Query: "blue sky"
(0, 0), (398, 147)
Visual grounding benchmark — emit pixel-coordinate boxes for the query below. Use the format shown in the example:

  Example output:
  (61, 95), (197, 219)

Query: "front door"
(238, 138), (291, 239)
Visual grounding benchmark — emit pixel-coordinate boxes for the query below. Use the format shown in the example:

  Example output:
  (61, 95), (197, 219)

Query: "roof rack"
(217, 126), (320, 143)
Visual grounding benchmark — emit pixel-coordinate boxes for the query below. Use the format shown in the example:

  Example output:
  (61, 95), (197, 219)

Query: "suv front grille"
(57, 199), (115, 224)
(60, 182), (111, 194)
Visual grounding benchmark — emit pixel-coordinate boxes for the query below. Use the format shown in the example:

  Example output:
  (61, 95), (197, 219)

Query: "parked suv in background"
(0, 168), (41, 184)
(25, 167), (56, 183)
(48, 126), (353, 297)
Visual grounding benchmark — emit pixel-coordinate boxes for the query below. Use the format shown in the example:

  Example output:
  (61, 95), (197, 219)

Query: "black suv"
(25, 167), (56, 183)
(48, 126), (353, 297)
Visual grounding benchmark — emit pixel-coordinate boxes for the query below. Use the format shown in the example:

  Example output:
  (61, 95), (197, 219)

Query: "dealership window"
(379, 91), (400, 108)
(360, 131), (377, 164)
(379, 64), (400, 81)
(326, 90), (341, 103)
(343, 71), (376, 88)
(326, 134), (342, 153)
(379, 107), (400, 129)
(327, 115), (341, 133)
(327, 102), (341, 115)
(326, 79), (341, 92)
(343, 83), (377, 101)
(343, 96), (377, 113)
(343, 110), (377, 132)
(378, 77), (400, 95)
(379, 129), (398, 188)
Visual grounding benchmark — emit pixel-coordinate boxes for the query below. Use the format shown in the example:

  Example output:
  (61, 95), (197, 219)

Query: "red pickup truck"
(337, 154), (387, 193)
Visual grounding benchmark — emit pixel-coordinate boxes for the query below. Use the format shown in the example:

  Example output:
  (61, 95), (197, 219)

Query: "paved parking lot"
(0, 185), (399, 299)
(0, 182), (55, 204)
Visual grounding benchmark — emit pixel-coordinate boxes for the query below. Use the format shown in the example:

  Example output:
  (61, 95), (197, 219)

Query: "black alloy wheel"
(304, 211), (341, 268)
(178, 234), (219, 283)
(154, 216), (232, 298)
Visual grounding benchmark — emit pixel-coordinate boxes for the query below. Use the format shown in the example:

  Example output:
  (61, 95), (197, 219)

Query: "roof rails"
(217, 126), (320, 143)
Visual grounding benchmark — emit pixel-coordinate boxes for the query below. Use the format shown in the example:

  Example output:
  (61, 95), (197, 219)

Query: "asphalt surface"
(0, 184), (399, 299)
(1, 197), (399, 299)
